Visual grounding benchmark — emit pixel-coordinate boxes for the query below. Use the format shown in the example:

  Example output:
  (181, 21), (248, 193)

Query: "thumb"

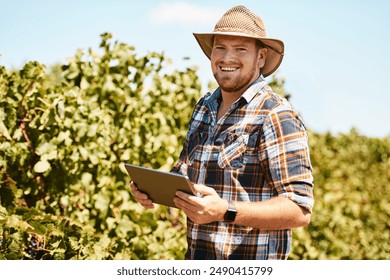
(193, 184), (217, 196)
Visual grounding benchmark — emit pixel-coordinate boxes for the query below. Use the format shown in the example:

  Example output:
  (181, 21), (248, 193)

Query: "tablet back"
(125, 164), (193, 208)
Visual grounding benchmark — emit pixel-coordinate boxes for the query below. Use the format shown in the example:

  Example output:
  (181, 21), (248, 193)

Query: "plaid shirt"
(171, 76), (314, 260)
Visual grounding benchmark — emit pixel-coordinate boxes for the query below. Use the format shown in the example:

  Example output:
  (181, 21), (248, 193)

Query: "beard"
(213, 61), (260, 94)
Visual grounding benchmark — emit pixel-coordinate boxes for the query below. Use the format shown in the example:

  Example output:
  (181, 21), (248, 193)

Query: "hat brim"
(193, 32), (284, 77)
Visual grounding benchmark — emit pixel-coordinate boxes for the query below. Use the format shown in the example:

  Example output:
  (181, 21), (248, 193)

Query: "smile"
(220, 66), (239, 72)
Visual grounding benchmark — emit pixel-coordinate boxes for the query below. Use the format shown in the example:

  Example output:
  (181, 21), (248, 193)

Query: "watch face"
(224, 202), (237, 222)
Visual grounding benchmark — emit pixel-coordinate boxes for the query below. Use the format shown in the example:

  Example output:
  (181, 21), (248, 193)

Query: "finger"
(175, 191), (202, 206)
(130, 181), (138, 193)
(174, 196), (199, 215)
(137, 195), (155, 208)
(174, 194), (206, 216)
(134, 189), (149, 200)
(130, 182), (154, 208)
(192, 184), (216, 196)
(141, 201), (155, 209)
(131, 182), (149, 200)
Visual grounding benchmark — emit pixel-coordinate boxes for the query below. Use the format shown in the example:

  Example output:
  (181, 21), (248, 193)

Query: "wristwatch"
(224, 201), (237, 222)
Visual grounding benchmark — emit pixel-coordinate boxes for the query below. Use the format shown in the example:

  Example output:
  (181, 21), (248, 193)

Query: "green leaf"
(33, 160), (51, 173)
(0, 109), (12, 140)
(29, 220), (47, 235)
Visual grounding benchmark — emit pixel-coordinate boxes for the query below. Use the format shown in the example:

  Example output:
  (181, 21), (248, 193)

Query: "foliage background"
(1, 34), (389, 260)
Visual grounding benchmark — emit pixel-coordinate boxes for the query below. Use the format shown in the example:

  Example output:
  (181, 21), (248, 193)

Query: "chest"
(186, 105), (266, 169)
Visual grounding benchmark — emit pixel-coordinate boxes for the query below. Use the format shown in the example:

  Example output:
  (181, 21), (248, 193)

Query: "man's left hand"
(174, 184), (228, 224)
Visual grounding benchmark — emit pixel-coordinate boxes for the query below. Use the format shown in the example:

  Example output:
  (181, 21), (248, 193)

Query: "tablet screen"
(125, 164), (194, 208)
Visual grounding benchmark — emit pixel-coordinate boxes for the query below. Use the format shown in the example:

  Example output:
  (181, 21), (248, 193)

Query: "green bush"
(290, 129), (390, 259)
(0, 33), (200, 259)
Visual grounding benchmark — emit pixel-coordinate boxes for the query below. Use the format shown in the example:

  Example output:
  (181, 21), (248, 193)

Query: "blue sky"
(1, 0), (389, 138)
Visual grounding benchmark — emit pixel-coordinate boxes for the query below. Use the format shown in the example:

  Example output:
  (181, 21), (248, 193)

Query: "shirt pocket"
(218, 133), (249, 169)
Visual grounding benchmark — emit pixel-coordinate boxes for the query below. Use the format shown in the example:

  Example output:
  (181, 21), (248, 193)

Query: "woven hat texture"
(193, 5), (284, 77)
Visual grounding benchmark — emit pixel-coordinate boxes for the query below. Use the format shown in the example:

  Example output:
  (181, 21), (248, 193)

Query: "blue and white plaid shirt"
(171, 76), (314, 259)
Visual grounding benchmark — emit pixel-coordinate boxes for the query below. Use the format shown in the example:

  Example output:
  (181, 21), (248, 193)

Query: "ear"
(257, 47), (268, 68)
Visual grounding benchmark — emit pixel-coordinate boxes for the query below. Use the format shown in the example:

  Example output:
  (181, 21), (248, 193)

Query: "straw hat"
(193, 5), (284, 77)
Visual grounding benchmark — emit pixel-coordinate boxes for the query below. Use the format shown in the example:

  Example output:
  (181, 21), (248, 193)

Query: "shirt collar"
(241, 75), (266, 103)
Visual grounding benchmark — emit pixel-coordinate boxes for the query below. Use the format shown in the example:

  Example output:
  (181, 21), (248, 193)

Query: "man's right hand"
(130, 181), (155, 209)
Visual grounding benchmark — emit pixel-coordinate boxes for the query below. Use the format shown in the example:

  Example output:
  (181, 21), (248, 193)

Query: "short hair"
(256, 40), (265, 49)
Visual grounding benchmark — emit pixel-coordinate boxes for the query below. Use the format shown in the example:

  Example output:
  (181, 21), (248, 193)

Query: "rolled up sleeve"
(259, 106), (314, 212)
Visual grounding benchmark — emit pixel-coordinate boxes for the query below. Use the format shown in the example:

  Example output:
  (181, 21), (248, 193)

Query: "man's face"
(211, 35), (267, 96)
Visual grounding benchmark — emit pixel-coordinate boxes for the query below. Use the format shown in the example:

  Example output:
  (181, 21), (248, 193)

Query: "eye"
(213, 45), (225, 51)
(237, 47), (247, 52)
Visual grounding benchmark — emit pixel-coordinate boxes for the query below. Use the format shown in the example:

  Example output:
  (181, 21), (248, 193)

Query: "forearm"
(174, 185), (311, 229)
(233, 197), (311, 230)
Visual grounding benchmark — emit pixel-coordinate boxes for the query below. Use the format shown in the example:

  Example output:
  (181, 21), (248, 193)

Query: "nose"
(221, 48), (236, 62)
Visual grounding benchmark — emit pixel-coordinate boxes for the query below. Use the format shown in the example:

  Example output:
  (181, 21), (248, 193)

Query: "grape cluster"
(26, 235), (45, 259)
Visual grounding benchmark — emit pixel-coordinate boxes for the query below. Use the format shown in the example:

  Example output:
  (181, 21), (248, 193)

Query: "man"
(131, 5), (314, 260)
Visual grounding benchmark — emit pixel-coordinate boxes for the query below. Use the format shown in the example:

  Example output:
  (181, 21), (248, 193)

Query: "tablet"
(124, 163), (194, 208)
